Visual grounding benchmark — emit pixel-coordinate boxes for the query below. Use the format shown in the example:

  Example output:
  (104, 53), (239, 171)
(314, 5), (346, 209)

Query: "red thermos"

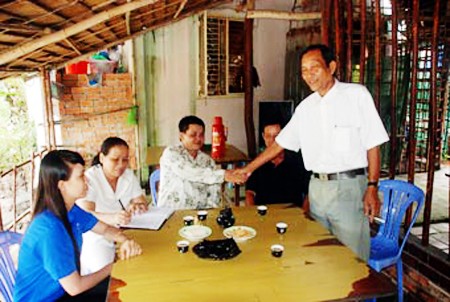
(211, 116), (226, 159)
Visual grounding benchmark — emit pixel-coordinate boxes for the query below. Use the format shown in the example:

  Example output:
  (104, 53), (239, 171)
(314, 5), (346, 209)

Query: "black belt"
(313, 168), (367, 181)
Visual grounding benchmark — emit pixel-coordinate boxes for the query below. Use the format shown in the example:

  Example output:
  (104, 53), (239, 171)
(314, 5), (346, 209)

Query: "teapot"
(216, 207), (235, 228)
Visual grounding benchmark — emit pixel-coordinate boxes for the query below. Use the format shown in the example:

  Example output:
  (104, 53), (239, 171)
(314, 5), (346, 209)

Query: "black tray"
(193, 238), (241, 260)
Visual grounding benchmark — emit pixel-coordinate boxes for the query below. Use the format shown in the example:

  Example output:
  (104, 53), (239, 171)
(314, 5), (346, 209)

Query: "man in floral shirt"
(158, 115), (246, 209)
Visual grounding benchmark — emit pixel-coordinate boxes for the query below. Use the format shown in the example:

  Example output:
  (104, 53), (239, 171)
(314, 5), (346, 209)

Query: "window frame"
(199, 13), (245, 98)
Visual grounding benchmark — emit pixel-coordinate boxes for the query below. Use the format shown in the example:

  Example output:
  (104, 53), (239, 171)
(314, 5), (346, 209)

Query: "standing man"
(245, 121), (310, 207)
(240, 44), (389, 261)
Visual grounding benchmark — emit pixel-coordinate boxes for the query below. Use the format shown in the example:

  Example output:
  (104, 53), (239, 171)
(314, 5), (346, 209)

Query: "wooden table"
(108, 205), (395, 302)
(146, 144), (250, 205)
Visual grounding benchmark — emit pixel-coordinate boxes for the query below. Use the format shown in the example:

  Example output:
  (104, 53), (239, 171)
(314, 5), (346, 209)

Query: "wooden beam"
(0, 0), (158, 66)
(0, 22), (42, 33)
(422, 0), (441, 247)
(407, 0), (419, 185)
(374, 0), (381, 110)
(41, 68), (56, 149)
(334, 0), (342, 79)
(359, 0), (366, 84)
(174, 0), (188, 19)
(207, 8), (245, 19)
(389, 0), (398, 179)
(54, 0), (228, 70)
(321, 0), (331, 45)
(75, 1), (120, 42)
(246, 10), (321, 21)
(92, 0), (117, 11)
(0, 67), (37, 72)
(345, 0), (352, 82)
(64, 38), (82, 55)
(126, 0), (132, 35)
(244, 0), (256, 158)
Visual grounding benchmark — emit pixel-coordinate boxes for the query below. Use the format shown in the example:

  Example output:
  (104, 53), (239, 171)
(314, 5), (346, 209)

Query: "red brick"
(71, 87), (87, 94)
(59, 73), (136, 166)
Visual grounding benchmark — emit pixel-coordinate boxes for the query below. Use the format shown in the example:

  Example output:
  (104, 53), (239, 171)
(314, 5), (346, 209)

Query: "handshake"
(224, 168), (251, 185)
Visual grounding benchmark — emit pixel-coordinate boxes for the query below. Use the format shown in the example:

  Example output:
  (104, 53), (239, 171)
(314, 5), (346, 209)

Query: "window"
(199, 14), (245, 97)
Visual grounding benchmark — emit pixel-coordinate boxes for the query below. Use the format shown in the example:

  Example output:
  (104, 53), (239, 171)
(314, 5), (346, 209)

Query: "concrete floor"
(401, 163), (450, 255)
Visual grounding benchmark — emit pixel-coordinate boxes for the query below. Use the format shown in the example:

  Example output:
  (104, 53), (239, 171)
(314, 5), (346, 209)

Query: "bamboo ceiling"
(0, 0), (231, 79)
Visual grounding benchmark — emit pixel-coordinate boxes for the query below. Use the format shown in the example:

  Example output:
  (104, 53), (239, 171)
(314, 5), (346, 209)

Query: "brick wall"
(58, 73), (137, 168)
(382, 236), (450, 301)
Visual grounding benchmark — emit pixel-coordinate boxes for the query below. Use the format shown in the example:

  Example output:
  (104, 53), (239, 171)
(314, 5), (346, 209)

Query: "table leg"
(234, 184), (240, 207)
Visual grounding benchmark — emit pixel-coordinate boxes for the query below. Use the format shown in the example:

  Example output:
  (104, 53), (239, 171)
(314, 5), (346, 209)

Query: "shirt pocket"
(332, 126), (354, 152)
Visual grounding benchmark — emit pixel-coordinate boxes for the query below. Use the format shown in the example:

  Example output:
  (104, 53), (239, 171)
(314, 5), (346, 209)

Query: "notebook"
(122, 207), (174, 230)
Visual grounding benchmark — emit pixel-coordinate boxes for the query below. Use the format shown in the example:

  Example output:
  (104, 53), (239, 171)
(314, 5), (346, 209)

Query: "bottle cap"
(214, 116), (223, 125)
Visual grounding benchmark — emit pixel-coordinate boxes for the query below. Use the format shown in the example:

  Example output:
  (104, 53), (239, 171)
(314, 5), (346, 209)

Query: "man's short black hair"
(300, 44), (336, 67)
(178, 115), (205, 133)
(262, 117), (285, 132)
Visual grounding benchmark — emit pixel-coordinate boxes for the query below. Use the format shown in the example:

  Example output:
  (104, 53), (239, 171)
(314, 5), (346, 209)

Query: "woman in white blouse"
(77, 137), (148, 275)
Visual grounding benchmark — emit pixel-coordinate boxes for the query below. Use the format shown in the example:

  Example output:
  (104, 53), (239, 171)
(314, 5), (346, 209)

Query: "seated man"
(158, 115), (245, 209)
(246, 121), (311, 207)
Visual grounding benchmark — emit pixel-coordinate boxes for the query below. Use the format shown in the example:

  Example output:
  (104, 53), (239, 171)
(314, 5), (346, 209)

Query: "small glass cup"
(271, 244), (284, 257)
(197, 210), (208, 221)
(176, 240), (189, 253)
(276, 222), (288, 234)
(257, 205), (268, 216)
(183, 215), (194, 226)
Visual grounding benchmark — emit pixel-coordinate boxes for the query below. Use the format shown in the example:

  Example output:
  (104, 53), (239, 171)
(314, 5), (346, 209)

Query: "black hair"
(33, 150), (85, 271)
(178, 115), (205, 133)
(92, 136), (129, 166)
(299, 44), (336, 67)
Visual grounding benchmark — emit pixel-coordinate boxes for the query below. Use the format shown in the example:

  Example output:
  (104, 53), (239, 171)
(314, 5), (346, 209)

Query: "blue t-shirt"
(14, 204), (98, 302)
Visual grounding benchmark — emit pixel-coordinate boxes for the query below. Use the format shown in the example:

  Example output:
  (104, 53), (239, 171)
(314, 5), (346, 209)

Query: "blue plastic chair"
(149, 169), (161, 206)
(368, 179), (425, 302)
(0, 231), (22, 302)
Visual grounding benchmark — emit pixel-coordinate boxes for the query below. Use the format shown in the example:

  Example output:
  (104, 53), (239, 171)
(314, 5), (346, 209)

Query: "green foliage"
(0, 77), (36, 173)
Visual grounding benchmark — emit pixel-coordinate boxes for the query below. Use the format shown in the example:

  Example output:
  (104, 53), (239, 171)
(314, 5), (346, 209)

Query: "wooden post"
(0, 197), (3, 231)
(321, 0), (331, 45)
(374, 0), (381, 110)
(333, 0), (343, 78)
(13, 166), (17, 231)
(244, 0), (256, 158)
(359, 0), (366, 84)
(345, 0), (353, 82)
(42, 69), (56, 149)
(406, 0), (420, 230)
(407, 0), (419, 185)
(422, 0), (440, 247)
(389, 0), (398, 179)
(30, 150), (35, 210)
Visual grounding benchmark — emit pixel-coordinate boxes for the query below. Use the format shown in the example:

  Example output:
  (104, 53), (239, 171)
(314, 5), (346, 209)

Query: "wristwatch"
(367, 181), (378, 187)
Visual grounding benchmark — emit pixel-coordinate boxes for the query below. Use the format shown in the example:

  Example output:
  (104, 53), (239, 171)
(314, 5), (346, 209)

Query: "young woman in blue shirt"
(14, 150), (142, 301)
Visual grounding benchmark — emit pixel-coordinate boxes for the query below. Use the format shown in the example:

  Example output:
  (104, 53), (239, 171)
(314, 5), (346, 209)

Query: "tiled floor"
(411, 222), (449, 254)
(407, 163), (449, 255)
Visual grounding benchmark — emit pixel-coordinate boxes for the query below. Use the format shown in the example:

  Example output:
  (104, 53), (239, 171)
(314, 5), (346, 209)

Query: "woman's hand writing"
(115, 210), (132, 225)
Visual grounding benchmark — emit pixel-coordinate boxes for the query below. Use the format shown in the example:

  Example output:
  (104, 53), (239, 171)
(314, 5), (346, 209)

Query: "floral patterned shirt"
(158, 144), (225, 209)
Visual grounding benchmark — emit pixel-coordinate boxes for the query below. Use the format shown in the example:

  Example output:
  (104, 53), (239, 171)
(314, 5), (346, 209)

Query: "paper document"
(122, 207), (174, 230)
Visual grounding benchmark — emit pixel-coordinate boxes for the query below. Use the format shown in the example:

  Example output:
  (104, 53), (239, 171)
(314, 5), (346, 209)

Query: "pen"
(118, 199), (126, 211)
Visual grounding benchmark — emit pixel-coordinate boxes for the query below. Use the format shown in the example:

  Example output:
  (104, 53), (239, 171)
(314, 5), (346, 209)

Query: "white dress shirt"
(276, 80), (389, 173)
